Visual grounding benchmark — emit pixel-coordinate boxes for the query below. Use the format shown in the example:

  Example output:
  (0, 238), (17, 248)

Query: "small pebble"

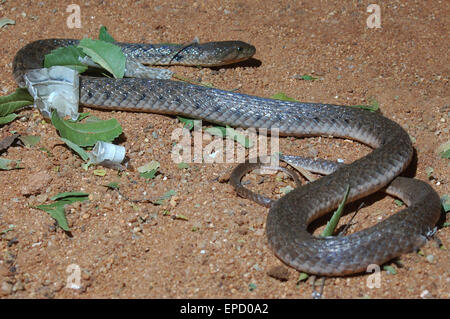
(1, 282), (13, 295)
(223, 209), (234, 216)
(12, 280), (25, 292)
(420, 290), (433, 299)
(237, 226), (248, 235)
(267, 265), (290, 281)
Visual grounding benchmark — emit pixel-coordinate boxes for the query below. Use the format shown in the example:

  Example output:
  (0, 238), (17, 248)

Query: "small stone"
(12, 280), (25, 292)
(127, 216), (138, 223)
(82, 271), (91, 281)
(237, 226), (248, 235)
(1, 281), (13, 295)
(132, 226), (142, 233)
(36, 194), (48, 203)
(234, 218), (246, 226)
(267, 265), (290, 282)
(420, 289), (433, 299)
(223, 209), (234, 216)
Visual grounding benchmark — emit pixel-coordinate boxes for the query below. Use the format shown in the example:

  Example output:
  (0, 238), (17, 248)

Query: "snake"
(12, 39), (442, 276)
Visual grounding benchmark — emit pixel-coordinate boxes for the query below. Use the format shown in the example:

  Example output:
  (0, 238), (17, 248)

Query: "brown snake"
(12, 39), (442, 276)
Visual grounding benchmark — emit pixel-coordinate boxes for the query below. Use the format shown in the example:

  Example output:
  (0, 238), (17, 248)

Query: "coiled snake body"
(12, 39), (441, 276)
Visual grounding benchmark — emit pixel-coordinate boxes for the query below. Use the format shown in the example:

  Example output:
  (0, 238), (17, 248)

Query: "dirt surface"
(0, 0), (448, 299)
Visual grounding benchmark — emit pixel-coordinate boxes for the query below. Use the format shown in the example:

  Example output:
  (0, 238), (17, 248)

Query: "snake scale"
(12, 39), (441, 276)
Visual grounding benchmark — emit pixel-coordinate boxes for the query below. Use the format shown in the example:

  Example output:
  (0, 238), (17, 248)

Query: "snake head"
(191, 41), (256, 66)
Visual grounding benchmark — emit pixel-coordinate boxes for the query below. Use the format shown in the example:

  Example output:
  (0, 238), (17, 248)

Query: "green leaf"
(442, 149), (450, 159)
(383, 265), (397, 275)
(441, 195), (449, 213)
(0, 113), (18, 125)
(138, 161), (160, 179)
(19, 135), (41, 147)
(35, 202), (65, 211)
(47, 206), (70, 231)
(205, 126), (253, 148)
(50, 191), (89, 201)
(177, 162), (189, 169)
(394, 199), (404, 207)
(93, 169), (106, 176)
(350, 97), (379, 113)
(137, 160), (160, 173)
(60, 137), (90, 161)
(36, 191), (89, 231)
(44, 45), (88, 73)
(437, 141), (450, 159)
(0, 88), (34, 117)
(35, 202), (71, 231)
(98, 26), (115, 43)
(0, 18), (15, 28)
(321, 184), (350, 237)
(104, 182), (120, 189)
(0, 225), (15, 235)
(297, 75), (318, 81)
(174, 214), (188, 221)
(51, 110), (122, 147)
(270, 92), (299, 102)
(49, 198), (87, 206)
(75, 112), (91, 122)
(78, 38), (125, 78)
(0, 158), (22, 170)
(367, 97), (380, 111)
(84, 115), (103, 123)
(350, 105), (376, 112)
(297, 273), (309, 282)
(280, 185), (294, 194)
(177, 116), (195, 131)
(139, 169), (158, 179)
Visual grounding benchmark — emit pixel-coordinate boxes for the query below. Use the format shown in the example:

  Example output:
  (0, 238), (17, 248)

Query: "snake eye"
(237, 46), (243, 52)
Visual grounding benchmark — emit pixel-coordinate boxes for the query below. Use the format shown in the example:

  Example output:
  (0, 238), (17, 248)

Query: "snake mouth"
(216, 54), (254, 66)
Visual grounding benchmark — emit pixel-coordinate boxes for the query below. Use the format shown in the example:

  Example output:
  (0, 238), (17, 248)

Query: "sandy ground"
(0, 0), (448, 299)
